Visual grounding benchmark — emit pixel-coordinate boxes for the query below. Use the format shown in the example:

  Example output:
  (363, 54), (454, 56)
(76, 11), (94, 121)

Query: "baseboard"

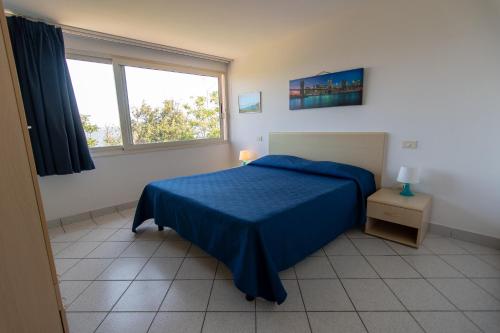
(429, 223), (500, 249)
(47, 200), (139, 227)
(46, 201), (499, 250)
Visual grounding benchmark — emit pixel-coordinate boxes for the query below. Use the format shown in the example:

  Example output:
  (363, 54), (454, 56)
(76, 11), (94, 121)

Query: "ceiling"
(4, 0), (349, 59)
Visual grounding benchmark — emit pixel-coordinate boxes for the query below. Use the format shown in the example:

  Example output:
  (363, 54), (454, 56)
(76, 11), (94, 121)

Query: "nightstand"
(365, 188), (432, 248)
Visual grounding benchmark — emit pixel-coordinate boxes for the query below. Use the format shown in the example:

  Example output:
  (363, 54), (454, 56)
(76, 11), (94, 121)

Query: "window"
(66, 54), (225, 154)
(124, 66), (221, 145)
(66, 58), (122, 148)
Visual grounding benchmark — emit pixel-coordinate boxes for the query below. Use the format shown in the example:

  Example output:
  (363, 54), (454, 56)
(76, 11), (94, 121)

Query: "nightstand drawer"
(367, 202), (422, 228)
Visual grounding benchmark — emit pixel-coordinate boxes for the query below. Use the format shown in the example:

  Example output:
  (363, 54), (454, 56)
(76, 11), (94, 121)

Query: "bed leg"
(158, 225), (164, 231)
(245, 294), (255, 302)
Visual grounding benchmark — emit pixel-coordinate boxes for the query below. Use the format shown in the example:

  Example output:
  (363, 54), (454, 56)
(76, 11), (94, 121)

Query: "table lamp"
(239, 150), (251, 166)
(397, 166), (419, 196)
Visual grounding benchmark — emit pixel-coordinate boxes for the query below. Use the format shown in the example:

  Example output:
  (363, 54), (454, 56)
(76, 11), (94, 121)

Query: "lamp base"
(400, 183), (414, 196)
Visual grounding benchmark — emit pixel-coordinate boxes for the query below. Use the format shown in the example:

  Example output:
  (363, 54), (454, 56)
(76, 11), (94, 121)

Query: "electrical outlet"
(402, 140), (418, 149)
(257, 136), (263, 142)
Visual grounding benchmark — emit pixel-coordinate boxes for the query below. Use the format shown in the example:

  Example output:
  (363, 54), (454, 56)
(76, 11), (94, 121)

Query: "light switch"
(402, 140), (418, 149)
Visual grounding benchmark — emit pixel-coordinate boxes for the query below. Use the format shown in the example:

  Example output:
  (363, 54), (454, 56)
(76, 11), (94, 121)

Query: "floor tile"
(366, 255), (420, 278)
(279, 267), (296, 279)
(472, 278), (500, 299)
(346, 228), (375, 239)
(203, 312), (255, 333)
(360, 312), (423, 333)
(63, 220), (97, 232)
(55, 241), (101, 258)
(208, 279), (254, 311)
(166, 229), (185, 241)
(98, 257), (148, 280)
(61, 258), (113, 280)
(160, 279), (212, 311)
(113, 280), (171, 311)
(299, 279), (353, 311)
(68, 280), (130, 311)
(95, 312), (155, 333)
(309, 248), (326, 257)
(257, 279), (304, 311)
(106, 229), (139, 242)
(464, 311), (500, 333)
(422, 238), (468, 254)
(51, 228), (91, 243)
(52, 224), (93, 242)
(412, 311), (481, 333)
(119, 241), (161, 257)
(135, 224), (169, 240)
(86, 242), (131, 258)
(257, 311), (311, 333)
(54, 258), (80, 276)
(323, 237), (360, 255)
(342, 279), (404, 311)
(308, 312), (366, 333)
(66, 312), (107, 333)
(48, 225), (64, 239)
(385, 241), (432, 255)
(451, 239), (500, 254)
(153, 241), (190, 257)
(429, 278), (500, 310)
(295, 256), (336, 279)
(351, 239), (396, 255)
(402, 255), (463, 278)
(187, 244), (210, 257)
(477, 254), (500, 270)
(215, 262), (233, 279)
(59, 281), (92, 307)
(385, 279), (455, 310)
(136, 257), (183, 280)
(440, 255), (500, 278)
(328, 256), (378, 278)
(78, 228), (118, 242)
(93, 212), (129, 229)
(148, 312), (204, 333)
(176, 257), (217, 279)
(51, 242), (72, 256)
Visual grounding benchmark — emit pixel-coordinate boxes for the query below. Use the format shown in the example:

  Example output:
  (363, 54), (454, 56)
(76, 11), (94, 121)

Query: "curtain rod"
(3, 10), (232, 64)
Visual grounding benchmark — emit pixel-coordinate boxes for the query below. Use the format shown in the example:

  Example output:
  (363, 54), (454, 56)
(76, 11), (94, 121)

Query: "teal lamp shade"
(397, 166), (419, 196)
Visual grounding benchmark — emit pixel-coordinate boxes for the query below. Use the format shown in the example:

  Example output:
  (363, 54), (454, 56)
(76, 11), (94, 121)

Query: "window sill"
(89, 138), (228, 158)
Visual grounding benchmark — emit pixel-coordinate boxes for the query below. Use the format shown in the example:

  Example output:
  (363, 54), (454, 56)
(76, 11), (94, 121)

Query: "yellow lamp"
(239, 150), (252, 166)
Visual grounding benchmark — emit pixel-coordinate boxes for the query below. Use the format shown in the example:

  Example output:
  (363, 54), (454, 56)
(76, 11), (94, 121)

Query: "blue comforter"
(133, 155), (375, 303)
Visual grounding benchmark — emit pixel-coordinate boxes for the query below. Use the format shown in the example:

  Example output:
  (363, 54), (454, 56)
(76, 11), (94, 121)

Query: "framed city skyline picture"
(289, 68), (364, 110)
(238, 91), (262, 113)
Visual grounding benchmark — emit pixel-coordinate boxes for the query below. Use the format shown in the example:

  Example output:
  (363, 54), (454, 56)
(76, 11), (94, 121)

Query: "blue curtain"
(7, 16), (95, 176)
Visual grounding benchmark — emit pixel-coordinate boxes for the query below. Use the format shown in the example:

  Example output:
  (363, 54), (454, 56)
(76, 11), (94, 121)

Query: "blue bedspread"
(133, 155), (375, 303)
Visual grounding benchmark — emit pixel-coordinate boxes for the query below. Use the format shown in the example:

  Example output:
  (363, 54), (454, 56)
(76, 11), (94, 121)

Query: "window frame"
(66, 49), (227, 156)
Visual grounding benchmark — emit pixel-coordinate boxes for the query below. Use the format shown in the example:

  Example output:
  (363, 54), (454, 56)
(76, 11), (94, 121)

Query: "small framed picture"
(239, 91), (262, 113)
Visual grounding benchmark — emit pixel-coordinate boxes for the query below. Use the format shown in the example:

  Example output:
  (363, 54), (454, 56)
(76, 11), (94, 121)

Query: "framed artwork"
(239, 91), (261, 113)
(289, 68), (364, 110)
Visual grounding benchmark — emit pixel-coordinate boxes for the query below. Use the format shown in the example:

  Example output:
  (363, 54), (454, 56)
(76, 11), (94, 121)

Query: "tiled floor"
(49, 209), (500, 333)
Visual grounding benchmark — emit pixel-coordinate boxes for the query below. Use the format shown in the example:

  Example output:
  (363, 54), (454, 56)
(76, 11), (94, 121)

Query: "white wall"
(228, 0), (500, 238)
(39, 34), (232, 220)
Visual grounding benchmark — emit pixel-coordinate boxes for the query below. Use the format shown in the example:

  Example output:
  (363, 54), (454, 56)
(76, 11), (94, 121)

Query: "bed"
(132, 132), (386, 303)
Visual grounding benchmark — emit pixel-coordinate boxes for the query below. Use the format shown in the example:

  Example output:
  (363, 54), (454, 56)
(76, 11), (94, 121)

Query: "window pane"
(124, 66), (221, 145)
(67, 59), (122, 147)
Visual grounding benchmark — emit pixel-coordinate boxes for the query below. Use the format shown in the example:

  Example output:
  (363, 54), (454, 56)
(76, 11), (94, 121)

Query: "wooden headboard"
(269, 132), (387, 188)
